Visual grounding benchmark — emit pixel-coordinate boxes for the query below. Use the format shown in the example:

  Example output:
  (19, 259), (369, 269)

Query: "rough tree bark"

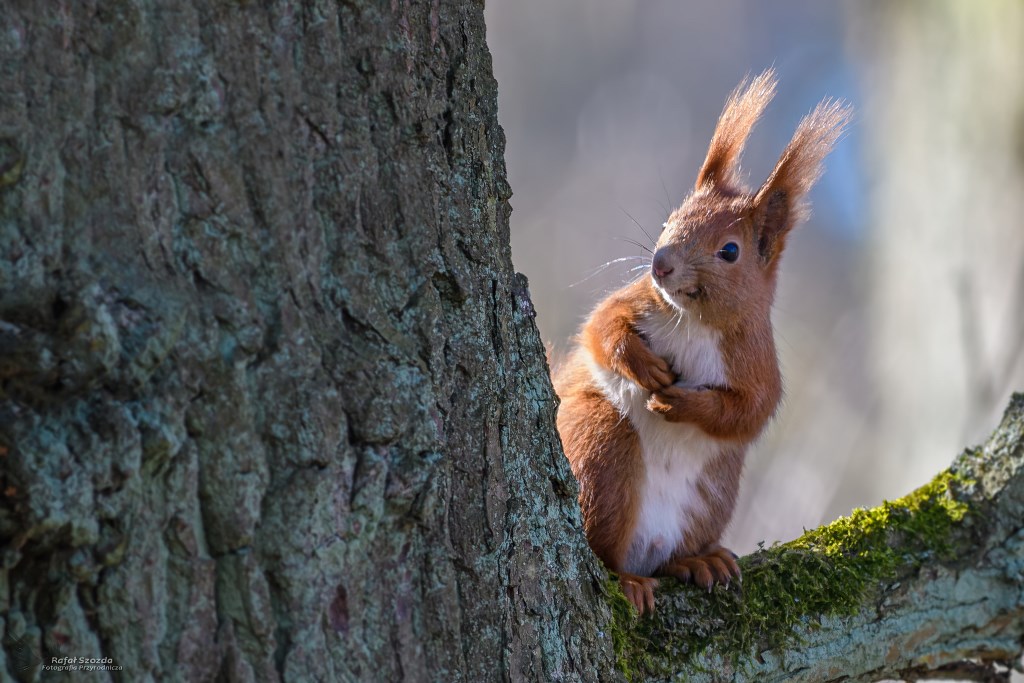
(0, 1), (616, 681)
(1, 2), (1022, 683)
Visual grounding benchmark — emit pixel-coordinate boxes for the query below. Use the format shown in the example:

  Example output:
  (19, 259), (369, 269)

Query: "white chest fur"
(586, 307), (729, 575)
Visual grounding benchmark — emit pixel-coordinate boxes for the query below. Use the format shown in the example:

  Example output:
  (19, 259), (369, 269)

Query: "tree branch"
(609, 393), (1024, 682)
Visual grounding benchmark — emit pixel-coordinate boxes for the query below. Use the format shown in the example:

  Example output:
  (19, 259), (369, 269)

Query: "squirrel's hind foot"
(618, 573), (659, 615)
(658, 547), (741, 591)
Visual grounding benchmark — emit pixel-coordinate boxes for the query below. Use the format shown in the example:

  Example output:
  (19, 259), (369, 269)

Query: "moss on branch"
(605, 393), (1024, 681)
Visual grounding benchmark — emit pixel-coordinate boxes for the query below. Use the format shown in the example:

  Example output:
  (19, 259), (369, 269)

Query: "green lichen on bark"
(603, 578), (659, 682)
(607, 432), (1012, 680)
(713, 469), (971, 651)
(609, 470), (974, 679)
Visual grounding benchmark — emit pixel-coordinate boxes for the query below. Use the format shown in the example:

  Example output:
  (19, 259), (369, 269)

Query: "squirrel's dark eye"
(718, 242), (739, 263)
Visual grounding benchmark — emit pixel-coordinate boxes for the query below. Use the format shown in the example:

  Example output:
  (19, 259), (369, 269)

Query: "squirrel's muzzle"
(652, 247), (675, 280)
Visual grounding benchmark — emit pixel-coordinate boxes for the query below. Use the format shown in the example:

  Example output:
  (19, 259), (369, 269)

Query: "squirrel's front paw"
(646, 393), (672, 415)
(636, 357), (675, 393)
(646, 385), (691, 421)
(613, 336), (676, 392)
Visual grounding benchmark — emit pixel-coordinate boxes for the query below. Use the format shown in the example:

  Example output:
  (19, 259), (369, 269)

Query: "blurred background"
(485, 1), (1024, 553)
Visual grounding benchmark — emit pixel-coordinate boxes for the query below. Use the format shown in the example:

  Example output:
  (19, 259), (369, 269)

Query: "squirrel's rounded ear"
(696, 70), (776, 193)
(752, 99), (852, 271)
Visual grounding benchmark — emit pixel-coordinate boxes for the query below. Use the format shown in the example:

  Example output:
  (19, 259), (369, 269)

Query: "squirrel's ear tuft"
(752, 99), (852, 270)
(695, 69), (777, 193)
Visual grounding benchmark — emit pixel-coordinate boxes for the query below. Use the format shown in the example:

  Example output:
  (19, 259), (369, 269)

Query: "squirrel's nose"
(652, 248), (675, 279)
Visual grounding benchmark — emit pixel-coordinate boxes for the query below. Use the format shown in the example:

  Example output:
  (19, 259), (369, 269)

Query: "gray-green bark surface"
(0, 1), (616, 681)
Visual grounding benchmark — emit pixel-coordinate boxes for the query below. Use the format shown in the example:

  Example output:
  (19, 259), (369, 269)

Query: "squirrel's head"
(651, 70), (851, 329)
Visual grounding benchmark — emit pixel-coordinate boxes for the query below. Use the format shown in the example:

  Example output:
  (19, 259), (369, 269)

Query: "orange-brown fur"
(554, 355), (642, 567)
(554, 70), (850, 613)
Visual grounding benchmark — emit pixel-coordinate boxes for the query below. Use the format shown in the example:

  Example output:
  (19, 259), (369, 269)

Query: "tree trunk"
(0, 1), (616, 680)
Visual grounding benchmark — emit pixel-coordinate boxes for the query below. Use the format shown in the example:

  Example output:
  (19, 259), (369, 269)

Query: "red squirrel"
(553, 70), (850, 614)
